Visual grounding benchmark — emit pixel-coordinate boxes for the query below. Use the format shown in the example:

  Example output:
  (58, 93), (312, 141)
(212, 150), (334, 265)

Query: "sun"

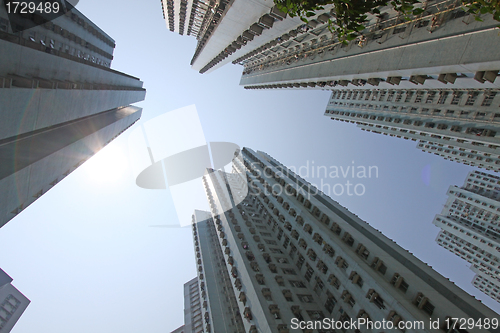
(84, 143), (129, 184)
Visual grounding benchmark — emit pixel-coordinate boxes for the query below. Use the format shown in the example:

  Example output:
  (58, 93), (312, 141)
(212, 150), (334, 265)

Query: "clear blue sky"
(0, 1), (498, 332)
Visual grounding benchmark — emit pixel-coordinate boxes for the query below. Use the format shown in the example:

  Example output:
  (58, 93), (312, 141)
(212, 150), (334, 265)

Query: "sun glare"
(84, 144), (129, 183)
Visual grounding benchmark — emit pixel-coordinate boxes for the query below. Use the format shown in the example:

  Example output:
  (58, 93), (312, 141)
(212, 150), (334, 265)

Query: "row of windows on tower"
(330, 104), (500, 125)
(233, 197), (427, 331)
(329, 110), (498, 141)
(332, 89), (498, 107)
(240, 156), (439, 322)
(436, 229), (500, 272)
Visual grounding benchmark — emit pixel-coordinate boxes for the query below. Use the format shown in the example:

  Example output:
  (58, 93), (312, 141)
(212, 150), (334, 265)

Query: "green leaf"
(346, 33), (357, 40)
(475, 15), (484, 21)
(306, 11), (315, 17)
(412, 8), (424, 15)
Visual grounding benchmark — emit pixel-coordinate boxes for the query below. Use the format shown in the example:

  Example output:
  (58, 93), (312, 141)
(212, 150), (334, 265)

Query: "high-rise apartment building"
(162, 0), (500, 171)
(171, 277), (204, 333)
(190, 148), (499, 333)
(433, 170), (500, 303)
(324, 87), (500, 171)
(0, 268), (30, 333)
(161, 0), (214, 37)
(192, 210), (246, 333)
(162, 0), (499, 88)
(0, 6), (146, 228)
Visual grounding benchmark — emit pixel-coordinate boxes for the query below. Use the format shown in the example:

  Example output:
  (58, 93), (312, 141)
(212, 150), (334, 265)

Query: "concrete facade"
(162, 0), (499, 91)
(191, 148), (499, 333)
(325, 87), (500, 171)
(237, 0), (500, 91)
(171, 277), (204, 333)
(0, 269), (30, 333)
(192, 210), (246, 333)
(161, 0), (212, 37)
(0, 6), (146, 228)
(434, 170), (500, 303)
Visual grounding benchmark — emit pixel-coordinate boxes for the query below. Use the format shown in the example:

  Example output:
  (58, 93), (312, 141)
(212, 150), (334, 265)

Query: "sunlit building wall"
(0, 269), (30, 333)
(170, 277), (204, 333)
(162, 0), (499, 91)
(0, 6), (146, 228)
(191, 148), (499, 333)
(434, 170), (500, 303)
(324, 87), (500, 171)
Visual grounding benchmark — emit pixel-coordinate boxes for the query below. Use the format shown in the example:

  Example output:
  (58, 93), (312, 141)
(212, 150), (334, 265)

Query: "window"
(437, 91), (449, 104)
(482, 92), (497, 106)
(305, 264), (314, 281)
(256, 274), (266, 285)
(349, 271), (364, 287)
(356, 244), (369, 259)
(415, 91), (424, 103)
(413, 293), (435, 315)
(342, 232), (355, 246)
(269, 304), (281, 319)
(390, 273), (409, 293)
(289, 280), (306, 288)
(465, 91), (479, 106)
(282, 268), (296, 275)
(328, 274), (341, 289)
(283, 236), (290, 249)
(296, 255), (305, 269)
(426, 91), (436, 103)
(371, 257), (387, 275)
(451, 91), (463, 105)
(0, 18), (8, 32)
(395, 92), (403, 102)
(277, 228), (284, 240)
(335, 256), (349, 271)
(306, 310), (325, 320)
(314, 278), (324, 295)
(282, 290), (294, 302)
(324, 244), (335, 257)
(330, 223), (341, 235)
(262, 288), (273, 301)
(275, 276), (285, 286)
(404, 91), (414, 102)
(387, 91), (395, 102)
(317, 260), (328, 274)
(307, 249), (317, 261)
(298, 294), (315, 303)
(341, 290), (356, 307)
(325, 292), (337, 313)
(291, 306), (304, 321)
(367, 289), (385, 309)
(379, 90), (387, 101)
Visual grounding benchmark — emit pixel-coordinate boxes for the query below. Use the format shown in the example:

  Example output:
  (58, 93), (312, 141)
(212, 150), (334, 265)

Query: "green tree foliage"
(462, 0), (500, 22)
(273, 0), (499, 41)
